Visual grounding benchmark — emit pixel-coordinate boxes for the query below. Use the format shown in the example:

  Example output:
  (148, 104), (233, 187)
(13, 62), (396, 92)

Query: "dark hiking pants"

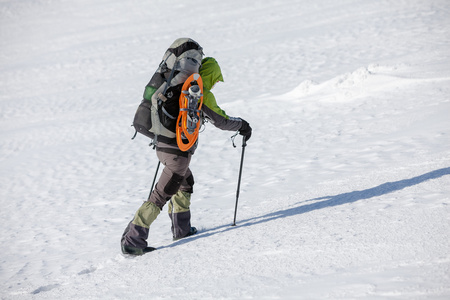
(121, 149), (194, 249)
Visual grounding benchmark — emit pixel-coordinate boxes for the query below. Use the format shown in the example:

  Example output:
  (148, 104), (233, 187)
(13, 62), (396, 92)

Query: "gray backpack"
(132, 38), (204, 143)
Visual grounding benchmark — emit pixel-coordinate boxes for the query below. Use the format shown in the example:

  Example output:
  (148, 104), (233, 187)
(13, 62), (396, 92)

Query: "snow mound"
(285, 64), (415, 102)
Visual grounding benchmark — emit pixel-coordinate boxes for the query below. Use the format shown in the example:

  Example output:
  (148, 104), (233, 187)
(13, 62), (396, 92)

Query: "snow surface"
(1, 0), (450, 299)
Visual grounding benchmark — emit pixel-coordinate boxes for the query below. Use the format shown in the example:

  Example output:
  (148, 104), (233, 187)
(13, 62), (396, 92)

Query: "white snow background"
(1, 0), (450, 299)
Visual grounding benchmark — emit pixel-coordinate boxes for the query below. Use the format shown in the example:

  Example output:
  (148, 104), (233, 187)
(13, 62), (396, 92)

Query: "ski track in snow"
(1, 0), (450, 299)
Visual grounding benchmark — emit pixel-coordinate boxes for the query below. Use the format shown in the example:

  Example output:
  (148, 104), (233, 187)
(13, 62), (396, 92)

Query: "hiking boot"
(173, 227), (197, 241)
(121, 244), (156, 256)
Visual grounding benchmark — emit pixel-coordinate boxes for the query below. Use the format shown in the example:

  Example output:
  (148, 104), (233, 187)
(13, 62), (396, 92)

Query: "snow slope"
(1, 0), (449, 299)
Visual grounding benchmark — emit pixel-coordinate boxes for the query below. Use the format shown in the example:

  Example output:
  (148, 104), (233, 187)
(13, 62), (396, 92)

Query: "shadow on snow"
(166, 167), (450, 247)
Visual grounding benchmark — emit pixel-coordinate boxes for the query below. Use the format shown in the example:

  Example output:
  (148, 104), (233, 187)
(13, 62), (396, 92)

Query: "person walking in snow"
(121, 57), (252, 255)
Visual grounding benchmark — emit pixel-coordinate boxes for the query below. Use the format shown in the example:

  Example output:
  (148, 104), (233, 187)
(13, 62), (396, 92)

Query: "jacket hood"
(199, 57), (224, 90)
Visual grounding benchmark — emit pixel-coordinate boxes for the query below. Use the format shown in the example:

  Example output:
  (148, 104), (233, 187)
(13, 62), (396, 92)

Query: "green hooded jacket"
(199, 57), (242, 132)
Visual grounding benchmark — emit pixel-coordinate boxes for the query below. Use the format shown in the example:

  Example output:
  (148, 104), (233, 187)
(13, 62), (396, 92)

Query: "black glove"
(239, 119), (252, 141)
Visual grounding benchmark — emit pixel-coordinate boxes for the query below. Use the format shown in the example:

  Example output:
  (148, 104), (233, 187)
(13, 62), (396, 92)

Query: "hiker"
(121, 56), (252, 255)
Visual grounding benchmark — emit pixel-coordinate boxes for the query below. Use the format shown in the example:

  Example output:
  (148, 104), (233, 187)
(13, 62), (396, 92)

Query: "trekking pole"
(148, 161), (161, 199)
(232, 136), (247, 226)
